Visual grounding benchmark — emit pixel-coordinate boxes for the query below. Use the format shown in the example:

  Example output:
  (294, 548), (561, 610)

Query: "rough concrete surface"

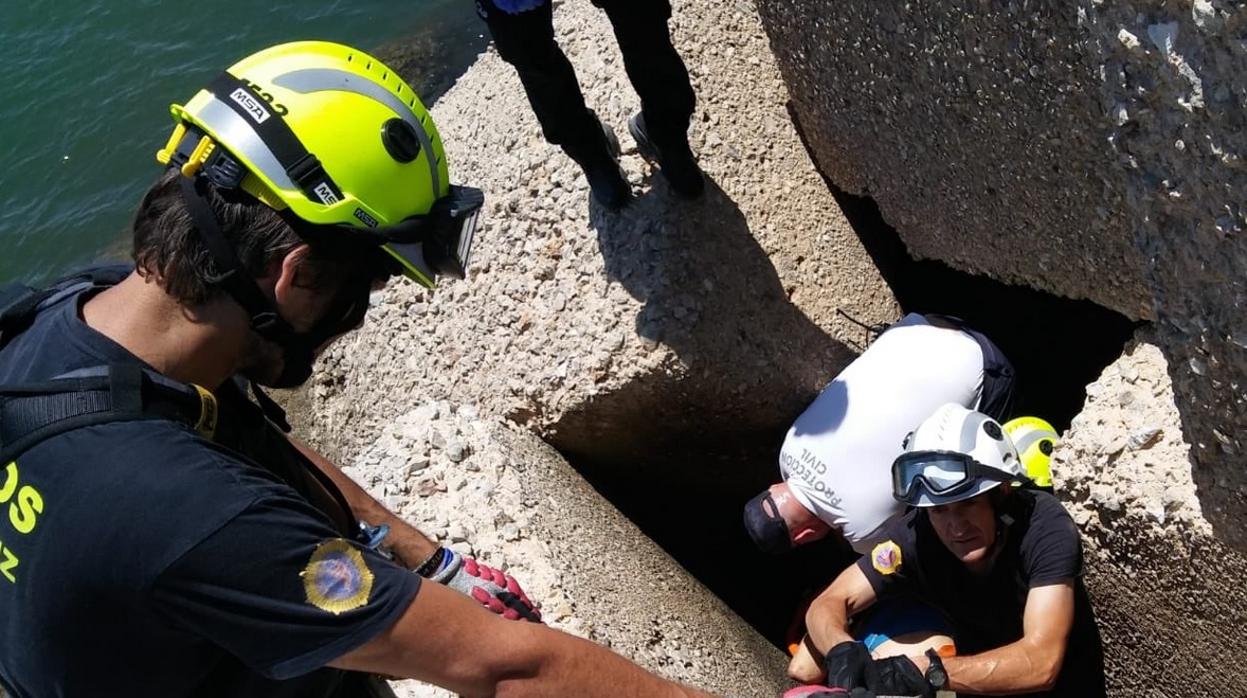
(756, 0), (1247, 559)
(286, 0), (897, 692)
(298, 0), (898, 469)
(1056, 332), (1208, 533)
(338, 403), (787, 697)
(1052, 328), (1247, 695)
(280, 0), (1247, 694)
(755, 0), (1153, 319)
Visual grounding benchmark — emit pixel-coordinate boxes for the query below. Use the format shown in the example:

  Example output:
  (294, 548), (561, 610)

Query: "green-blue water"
(0, 0), (488, 285)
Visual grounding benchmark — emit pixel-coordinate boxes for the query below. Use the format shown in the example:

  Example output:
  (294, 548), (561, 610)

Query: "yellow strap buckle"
(191, 384), (219, 439)
(155, 124), (217, 179)
(180, 136), (216, 179)
(156, 123), (188, 166)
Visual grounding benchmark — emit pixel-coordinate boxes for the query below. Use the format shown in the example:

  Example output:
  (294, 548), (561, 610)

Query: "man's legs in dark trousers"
(475, 0), (630, 207)
(592, 0), (702, 196)
(592, 0), (694, 158)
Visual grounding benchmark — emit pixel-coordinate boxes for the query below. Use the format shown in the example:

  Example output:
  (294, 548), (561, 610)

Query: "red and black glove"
(781, 686), (875, 698)
(424, 547), (542, 622)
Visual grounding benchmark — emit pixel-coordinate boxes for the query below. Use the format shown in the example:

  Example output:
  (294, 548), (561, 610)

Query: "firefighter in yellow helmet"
(0, 42), (714, 698)
(1003, 416), (1059, 491)
(155, 40), (483, 386)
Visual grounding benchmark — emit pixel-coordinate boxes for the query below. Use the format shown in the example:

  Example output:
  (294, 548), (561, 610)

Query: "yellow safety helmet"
(156, 41), (480, 288)
(1003, 417), (1058, 489)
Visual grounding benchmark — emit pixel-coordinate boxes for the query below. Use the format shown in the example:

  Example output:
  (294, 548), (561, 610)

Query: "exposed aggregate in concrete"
(1056, 331), (1207, 533)
(757, 2), (1247, 693)
(755, 0), (1247, 556)
(341, 402), (788, 697)
(1052, 330), (1247, 694)
(300, 0), (898, 467)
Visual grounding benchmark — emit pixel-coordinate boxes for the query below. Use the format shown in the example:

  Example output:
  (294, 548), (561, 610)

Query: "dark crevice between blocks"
(548, 113), (1140, 650)
(830, 190), (1142, 432)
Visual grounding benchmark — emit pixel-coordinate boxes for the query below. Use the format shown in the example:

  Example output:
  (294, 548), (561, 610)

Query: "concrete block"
(342, 405), (790, 697)
(755, 0), (1247, 558)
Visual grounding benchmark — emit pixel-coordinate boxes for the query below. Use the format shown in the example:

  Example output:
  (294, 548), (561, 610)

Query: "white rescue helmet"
(892, 403), (1024, 507)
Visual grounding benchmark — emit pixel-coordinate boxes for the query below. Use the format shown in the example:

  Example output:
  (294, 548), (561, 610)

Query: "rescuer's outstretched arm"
(332, 580), (717, 698)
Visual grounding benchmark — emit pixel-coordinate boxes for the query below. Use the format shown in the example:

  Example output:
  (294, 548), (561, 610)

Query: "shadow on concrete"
(830, 191), (1140, 431)
(542, 176), (861, 643)
(557, 420), (858, 645)
(1159, 333), (1247, 557)
(590, 176), (857, 409)
(781, 102), (1141, 431)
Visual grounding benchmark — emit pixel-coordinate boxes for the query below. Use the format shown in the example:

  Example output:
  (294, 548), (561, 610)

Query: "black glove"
(822, 641), (877, 691)
(872, 655), (932, 698)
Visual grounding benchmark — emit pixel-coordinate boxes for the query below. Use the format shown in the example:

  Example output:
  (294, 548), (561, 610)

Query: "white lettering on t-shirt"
(779, 313), (987, 554)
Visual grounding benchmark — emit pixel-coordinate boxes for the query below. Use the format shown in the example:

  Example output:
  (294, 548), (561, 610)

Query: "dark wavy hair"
(131, 169), (373, 306)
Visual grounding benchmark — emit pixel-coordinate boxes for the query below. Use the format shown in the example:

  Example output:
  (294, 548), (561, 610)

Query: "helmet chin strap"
(178, 176), (370, 388)
(985, 493), (1016, 559)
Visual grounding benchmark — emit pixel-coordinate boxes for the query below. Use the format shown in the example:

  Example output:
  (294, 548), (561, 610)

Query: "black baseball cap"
(743, 490), (793, 555)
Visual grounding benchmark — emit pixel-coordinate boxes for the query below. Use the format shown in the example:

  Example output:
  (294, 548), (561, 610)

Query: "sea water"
(0, 0), (487, 284)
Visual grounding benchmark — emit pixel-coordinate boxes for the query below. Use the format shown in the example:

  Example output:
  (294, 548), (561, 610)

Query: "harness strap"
(178, 176), (292, 342)
(204, 72), (344, 206)
(923, 314), (1017, 421)
(0, 285), (58, 356)
(0, 366), (215, 463)
(249, 381), (292, 433)
(0, 265), (133, 355)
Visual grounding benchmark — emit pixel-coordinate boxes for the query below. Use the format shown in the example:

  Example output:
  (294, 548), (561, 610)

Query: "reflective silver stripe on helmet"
(194, 96), (297, 191)
(958, 412), (984, 453)
(272, 68), (441, 195)
(1011, 429), (1051, 454)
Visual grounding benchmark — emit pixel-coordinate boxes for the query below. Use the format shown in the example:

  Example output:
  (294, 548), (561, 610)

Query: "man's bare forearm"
(928, 582), (1073, 694)
(495, 621), (718, 698)
(335, 581), (717, 697)
(289, 436), (439, 568)
(804, 595), (855, 658)
(803, 564), (877, 666)
(939, 637), (1064, 694)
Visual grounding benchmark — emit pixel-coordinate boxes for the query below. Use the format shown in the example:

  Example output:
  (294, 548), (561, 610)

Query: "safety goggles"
(287, 183), (483, 286)
(891, 451), (1021, 505)
(376, 185), (482, 284)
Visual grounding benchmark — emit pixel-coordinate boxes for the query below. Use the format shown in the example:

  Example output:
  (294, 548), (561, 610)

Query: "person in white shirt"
(743, 313), (1015, 556)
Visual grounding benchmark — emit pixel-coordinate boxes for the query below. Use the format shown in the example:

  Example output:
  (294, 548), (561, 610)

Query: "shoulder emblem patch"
(871, 540), (903, 576)
(301, 539), (375, 615)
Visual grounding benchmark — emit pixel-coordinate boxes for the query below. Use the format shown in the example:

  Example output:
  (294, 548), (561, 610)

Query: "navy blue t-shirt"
(0, 283), (421, 697)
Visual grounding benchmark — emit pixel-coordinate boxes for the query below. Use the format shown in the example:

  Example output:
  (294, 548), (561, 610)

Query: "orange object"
(785, 595), (816, 656)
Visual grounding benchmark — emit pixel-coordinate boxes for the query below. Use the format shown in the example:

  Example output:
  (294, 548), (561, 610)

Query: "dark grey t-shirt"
(858, 489), (1104, 696)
